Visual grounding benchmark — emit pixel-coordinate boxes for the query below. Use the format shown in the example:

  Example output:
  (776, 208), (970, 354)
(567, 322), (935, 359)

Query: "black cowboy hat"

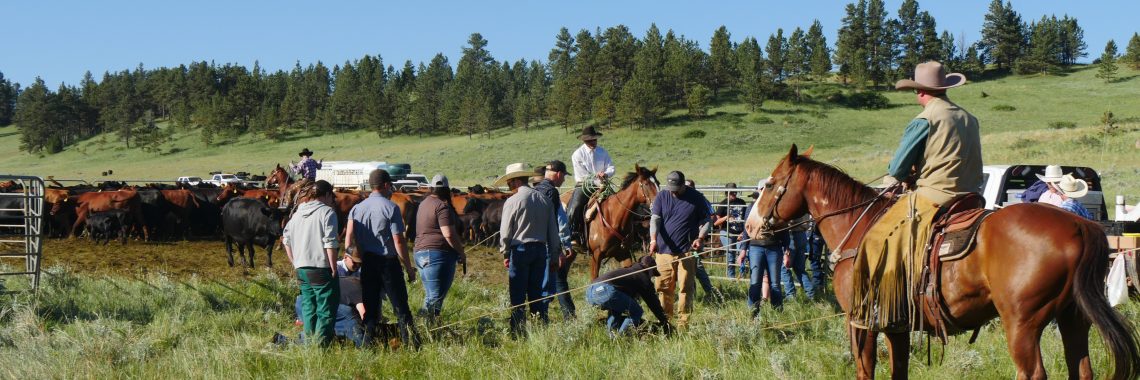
(578, 126), (603, 141)
(298, 148), (314, 157)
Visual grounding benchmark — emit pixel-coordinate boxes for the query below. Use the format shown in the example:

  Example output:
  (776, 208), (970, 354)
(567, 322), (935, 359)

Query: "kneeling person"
(292, 254), (366, 346)
(586, 255), (672, 335)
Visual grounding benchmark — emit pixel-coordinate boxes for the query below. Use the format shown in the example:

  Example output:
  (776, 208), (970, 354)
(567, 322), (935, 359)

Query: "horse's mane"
(798, 158), (877, 207)
(620, 167), (656, 190)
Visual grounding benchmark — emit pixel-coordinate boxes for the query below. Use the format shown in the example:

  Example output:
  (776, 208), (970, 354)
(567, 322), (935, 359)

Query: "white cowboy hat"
(1056, 174), (1088, 199)
(1035, 165), (1064, 183)
(493, 163), (533, 187)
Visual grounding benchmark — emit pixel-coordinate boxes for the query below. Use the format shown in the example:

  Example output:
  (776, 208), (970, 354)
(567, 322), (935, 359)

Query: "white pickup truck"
(202, 173), (260, 187)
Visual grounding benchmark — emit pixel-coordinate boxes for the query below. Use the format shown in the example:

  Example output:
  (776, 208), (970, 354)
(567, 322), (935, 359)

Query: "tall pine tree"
(1124, 33), (1140, 70)
(708, 26), (735, 97)
(1096, 39), (1119, 83)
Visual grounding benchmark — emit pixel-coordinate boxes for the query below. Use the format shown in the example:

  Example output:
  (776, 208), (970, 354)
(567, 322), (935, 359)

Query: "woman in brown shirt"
(413, 174), (466, 321)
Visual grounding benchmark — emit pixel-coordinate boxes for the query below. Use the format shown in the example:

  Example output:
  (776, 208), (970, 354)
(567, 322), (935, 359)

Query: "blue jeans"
(807, 231), (828, 291)
(749, 244), (783, 310)
(782, 231), (815, 298)
(295, 297), (365, 346)
(543, 258), (577, 320)
(585, 283), (643, 335)
(508, 242), (550, 333)
(693, 255), (715, 295)
(720, 234), (742, 277)
(414, 249), (458, 318)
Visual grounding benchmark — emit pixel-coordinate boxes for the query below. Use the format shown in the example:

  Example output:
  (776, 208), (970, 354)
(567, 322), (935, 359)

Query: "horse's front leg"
(851, 326), (879, 380)
(884, 331), (911, 379)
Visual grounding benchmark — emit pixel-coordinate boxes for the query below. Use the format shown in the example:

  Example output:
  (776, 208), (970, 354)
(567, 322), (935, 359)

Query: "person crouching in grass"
(283, 180), (340, 346)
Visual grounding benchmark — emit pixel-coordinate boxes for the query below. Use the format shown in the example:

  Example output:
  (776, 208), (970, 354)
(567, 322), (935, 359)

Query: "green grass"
(3, 256), (1139, 379)
(0, 66), (1137, 202)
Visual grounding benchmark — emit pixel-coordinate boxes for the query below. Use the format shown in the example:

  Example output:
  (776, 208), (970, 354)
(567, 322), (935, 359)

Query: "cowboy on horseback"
(290, 148), (323, 181)
(567, 126), (615, 245)
(851, 61), (983, 332)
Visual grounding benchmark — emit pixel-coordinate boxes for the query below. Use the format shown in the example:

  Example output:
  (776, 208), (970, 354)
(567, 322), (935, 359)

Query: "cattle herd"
(12, 180), (513, 268)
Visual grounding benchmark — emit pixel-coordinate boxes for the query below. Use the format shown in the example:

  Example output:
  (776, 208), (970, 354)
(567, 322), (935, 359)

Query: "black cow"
(221, 197), (283, 268)
(136, 188), (169, 239)
(476, 198), (503, 245)
(85, 209), (129, 245)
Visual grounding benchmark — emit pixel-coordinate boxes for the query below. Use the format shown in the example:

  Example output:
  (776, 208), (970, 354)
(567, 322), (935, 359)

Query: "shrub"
(839, 91), (891, 110)
(992, 104), (1017, 112)
(752, 116), (775, 125)
(1010, 138), (1036, 150)
(1049, 121), (1077, 129)
(682, 129), (706, 139)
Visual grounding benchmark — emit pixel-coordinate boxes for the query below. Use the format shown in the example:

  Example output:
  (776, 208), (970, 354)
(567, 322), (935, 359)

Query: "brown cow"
(160, 189), (201, 240)
(216, 183), (280, 208)
(70, 189), (148, 240)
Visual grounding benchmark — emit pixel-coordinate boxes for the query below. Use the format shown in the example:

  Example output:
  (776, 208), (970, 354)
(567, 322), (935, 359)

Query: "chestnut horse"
(585, 165), (659, 280)
(747, 145), (1139, 380)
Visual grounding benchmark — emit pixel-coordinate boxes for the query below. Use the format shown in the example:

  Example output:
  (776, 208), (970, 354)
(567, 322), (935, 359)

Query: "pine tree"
(1057, 16), (1086, 65)
(895, 0), (922, 78)
(835, 1), (867, 85)
(807, 20), (832, 82)
(1122, 33), (1140, 70)
(708, 26), (735, 97)
(617, 23), (665, 129)
(980, 0), (1025, 70)
(547, 28), (576, 130)
(736, 37), (767, 111)
(0, 71), (17, 126)
(569, 29), (600, 126)
(1017, 16), (1062, 75)
(939, 31), (958, 69)
(452, 33), (498, 138)
(14, 78), (55, 153)
(411, 54), (452, 136)
(963, 43), (985, 77)
(765, 29), (788, 83)
(865, 0), (894, 86)
(918, 12), (941, 62)
(687, 83), (711, 119)
(1096, 39), (1119, 83)
(785, 28), (807, 81)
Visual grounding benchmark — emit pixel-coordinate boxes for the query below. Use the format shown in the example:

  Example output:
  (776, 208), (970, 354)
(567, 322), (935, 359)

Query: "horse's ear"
(802, 145), (814, 158)
(651, 166), (658, 175)
(634, 163), (641, 172)
(788, 144), (799, 160)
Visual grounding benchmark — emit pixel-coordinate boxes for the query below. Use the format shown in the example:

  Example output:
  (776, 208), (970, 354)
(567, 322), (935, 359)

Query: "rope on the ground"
(469, 231), (500, 248)
(428, 238), (753, 333)
(758, 312), (846, 331)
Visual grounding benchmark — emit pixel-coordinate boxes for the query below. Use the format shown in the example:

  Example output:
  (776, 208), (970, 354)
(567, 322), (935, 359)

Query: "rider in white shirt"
(567, 126), (615, 243)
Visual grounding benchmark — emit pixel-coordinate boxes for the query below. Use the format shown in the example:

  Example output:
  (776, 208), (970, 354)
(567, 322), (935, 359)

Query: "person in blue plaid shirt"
(291, 148), (323, 181)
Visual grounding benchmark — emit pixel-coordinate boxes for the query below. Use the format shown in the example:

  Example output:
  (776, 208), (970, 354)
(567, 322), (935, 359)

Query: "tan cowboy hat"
(894, 61), (966, 91)
(1035, 165), (1064, 183)
(1056, 174), (1088, 199)
(493, 163), (533, 187)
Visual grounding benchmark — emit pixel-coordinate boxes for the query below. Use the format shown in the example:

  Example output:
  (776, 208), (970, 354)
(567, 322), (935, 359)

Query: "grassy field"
(1, 66), (1139, 378)
(3, 239), (1139, 379)
(0, 65), (1137, 201)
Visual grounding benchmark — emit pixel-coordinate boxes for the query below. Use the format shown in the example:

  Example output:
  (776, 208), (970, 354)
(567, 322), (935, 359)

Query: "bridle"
(758, 161), (889, 236)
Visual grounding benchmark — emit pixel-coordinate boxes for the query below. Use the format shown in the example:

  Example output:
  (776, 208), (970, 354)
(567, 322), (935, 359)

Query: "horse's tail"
(1073, 220), (1140, 380)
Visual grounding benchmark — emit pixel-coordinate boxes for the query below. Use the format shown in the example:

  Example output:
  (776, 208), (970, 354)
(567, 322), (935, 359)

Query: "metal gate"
(0, 175), (45, 292)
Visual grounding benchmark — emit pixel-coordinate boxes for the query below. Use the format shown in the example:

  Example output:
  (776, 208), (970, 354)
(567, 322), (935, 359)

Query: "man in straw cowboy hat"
(850, 61), (983, 332)
(496, 163), (562, 336)
(1046, 172), (1094, 220)
(567, 126), (616, 245)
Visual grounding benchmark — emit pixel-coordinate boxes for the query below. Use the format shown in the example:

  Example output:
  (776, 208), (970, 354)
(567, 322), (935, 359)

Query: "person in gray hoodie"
(282, 180), (340, 346)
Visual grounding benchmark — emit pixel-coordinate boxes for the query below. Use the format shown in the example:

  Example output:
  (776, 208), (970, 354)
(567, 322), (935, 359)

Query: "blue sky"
(3, 0), (1136, 88)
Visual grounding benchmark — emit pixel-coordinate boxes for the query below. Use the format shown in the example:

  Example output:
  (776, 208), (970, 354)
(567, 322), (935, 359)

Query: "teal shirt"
(887, 118), (930, 180)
